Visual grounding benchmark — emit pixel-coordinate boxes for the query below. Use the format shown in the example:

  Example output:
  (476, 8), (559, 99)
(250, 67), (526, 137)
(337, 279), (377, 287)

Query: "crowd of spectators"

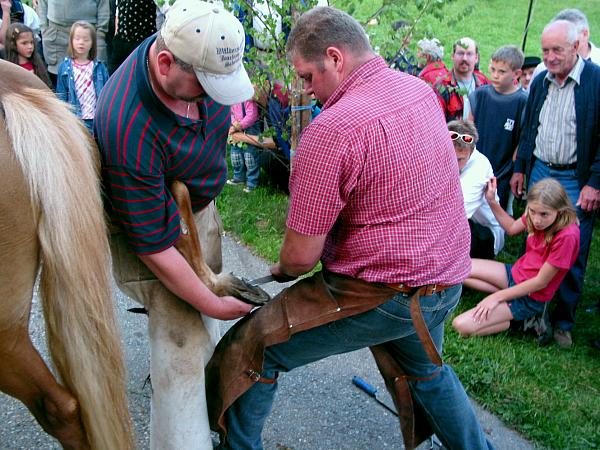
(394, 9), (599, 350)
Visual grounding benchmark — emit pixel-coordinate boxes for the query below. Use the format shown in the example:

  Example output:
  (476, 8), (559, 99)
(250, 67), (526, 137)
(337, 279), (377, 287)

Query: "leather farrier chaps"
(205, 270), (446, 450)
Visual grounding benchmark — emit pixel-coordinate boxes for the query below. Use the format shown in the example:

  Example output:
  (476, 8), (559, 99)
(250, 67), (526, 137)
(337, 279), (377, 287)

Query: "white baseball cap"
(162, 0), (254, 105)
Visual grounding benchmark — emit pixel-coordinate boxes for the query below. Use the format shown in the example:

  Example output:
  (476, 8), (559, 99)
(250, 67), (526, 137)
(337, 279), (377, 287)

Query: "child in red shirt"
(4, 23), (52, 87)
(453, 177), (579, 337)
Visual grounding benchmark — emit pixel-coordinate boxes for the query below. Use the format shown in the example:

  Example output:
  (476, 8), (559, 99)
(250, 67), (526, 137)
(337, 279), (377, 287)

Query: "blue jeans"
(230, 144), (261, 189)
(529, 159), (596, 331)
(220, 284), (493, 450)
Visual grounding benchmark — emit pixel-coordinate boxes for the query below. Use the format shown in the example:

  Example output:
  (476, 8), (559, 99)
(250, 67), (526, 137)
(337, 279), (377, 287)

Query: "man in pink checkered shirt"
(216, 7), (493, 450)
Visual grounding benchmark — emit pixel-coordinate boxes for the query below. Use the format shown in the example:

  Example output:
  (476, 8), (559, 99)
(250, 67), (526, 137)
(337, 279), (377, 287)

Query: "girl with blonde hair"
(453, 177), (580, 337)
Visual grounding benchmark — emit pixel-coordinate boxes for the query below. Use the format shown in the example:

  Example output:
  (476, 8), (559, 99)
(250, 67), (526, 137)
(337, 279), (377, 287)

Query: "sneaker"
(243, 186), (255, 193)
(553, 329), (572, 348)
(226, 179), (244, 186)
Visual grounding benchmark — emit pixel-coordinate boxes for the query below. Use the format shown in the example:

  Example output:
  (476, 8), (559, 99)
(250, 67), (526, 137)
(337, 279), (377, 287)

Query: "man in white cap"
(95, 0), (254, 448)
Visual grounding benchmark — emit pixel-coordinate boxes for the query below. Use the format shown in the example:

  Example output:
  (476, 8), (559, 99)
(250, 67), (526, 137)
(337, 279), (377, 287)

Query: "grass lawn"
(219, 1), (600, 449)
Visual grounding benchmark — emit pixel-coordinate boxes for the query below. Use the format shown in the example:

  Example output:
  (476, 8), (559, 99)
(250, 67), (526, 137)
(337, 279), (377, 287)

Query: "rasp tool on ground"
(352, 375), (398, 416)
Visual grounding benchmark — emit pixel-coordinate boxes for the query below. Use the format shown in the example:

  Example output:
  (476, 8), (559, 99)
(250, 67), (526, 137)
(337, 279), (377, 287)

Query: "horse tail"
(2, 88), (134, 450)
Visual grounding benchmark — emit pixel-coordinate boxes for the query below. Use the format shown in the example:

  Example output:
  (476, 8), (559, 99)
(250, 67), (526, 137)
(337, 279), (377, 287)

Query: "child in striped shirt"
(56, 20), (109, 135)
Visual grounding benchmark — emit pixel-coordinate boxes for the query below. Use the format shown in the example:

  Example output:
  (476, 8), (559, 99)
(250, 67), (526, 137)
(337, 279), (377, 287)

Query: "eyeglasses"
(449, 131), (475, 145)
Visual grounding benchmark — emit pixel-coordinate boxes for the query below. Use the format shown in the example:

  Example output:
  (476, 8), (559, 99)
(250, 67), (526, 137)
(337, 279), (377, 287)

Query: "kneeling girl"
(453, 177), (579, 337)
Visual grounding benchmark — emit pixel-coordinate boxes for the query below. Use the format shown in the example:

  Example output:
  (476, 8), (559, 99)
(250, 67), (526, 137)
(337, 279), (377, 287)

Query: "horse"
(0, 60), (134, 449)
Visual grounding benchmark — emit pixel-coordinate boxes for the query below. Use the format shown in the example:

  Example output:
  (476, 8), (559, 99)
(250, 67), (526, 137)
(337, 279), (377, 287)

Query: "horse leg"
(145, 202), (222, 450)
(0, 330), (89, 450)
(0, 233), (88, 449)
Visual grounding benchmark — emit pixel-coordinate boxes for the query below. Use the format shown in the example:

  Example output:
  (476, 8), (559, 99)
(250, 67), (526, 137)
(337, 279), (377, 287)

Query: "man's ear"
(156, 50), (175, 77)
(581, 28), (589, 42)
(325, 46), (344, 72)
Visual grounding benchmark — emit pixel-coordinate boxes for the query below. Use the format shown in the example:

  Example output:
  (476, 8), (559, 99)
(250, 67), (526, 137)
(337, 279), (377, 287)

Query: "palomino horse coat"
(0, 60), (134, 449)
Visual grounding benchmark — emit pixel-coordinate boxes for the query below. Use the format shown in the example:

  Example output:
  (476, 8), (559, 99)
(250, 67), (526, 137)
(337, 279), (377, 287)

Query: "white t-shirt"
(460, 148), (505, 255)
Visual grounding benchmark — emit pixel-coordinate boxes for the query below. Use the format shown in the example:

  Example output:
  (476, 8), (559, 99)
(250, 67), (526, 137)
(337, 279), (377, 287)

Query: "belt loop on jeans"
(246, 369), (278, 384)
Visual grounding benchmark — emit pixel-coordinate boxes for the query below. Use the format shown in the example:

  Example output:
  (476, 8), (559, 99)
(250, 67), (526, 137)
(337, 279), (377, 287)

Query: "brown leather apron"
(206, 271), (448, 450)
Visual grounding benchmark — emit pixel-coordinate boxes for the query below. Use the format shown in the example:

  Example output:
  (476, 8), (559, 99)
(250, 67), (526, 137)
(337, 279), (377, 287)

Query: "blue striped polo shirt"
(95, 35), (230, 255)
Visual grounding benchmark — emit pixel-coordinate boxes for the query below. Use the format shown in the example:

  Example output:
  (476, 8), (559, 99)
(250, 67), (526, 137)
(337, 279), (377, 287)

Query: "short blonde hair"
(67, 21), (97, 60)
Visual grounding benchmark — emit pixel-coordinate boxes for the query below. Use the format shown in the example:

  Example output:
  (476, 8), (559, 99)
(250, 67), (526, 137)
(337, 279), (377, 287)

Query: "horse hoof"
(218, 273), (272, 306)
(237, 277), (271, 306)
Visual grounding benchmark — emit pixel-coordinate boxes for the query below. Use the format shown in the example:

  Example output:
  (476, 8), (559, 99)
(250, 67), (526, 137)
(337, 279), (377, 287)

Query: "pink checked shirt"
(287, 57), (470, 285)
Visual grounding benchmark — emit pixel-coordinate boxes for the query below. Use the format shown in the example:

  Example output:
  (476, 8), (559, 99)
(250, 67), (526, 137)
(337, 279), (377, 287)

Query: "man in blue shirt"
(95, 1), (254, 447)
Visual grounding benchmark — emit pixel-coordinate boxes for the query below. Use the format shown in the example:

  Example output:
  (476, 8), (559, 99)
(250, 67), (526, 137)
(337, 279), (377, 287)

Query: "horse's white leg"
(146, 290), (218, 450)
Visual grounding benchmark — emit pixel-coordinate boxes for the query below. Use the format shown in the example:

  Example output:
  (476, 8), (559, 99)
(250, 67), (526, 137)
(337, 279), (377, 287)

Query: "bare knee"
(452, 313), (475, 337)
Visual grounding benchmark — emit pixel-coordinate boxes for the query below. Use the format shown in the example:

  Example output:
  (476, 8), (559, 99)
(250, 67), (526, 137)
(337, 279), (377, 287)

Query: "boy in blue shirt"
(468, 45), (528, 210)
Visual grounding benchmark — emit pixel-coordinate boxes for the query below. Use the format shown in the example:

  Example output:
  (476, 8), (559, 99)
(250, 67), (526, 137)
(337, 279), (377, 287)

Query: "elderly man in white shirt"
(449, 120), (504, 259)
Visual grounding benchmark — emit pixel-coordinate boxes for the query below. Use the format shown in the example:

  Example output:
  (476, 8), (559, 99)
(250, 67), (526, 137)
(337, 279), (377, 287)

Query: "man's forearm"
(277, 228), (326, 276)
(139, 246), (221, 315)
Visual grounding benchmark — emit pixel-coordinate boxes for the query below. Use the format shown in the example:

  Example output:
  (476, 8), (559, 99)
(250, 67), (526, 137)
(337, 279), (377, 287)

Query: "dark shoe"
(592, 339), (600, 351)
(553, 329), (572, 348)
(537, 329), (553, 347)
(226, 179), (244, 186)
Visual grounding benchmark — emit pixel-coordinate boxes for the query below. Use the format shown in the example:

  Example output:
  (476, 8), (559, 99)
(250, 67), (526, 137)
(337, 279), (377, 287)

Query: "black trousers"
(469, 219), (495, 260)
